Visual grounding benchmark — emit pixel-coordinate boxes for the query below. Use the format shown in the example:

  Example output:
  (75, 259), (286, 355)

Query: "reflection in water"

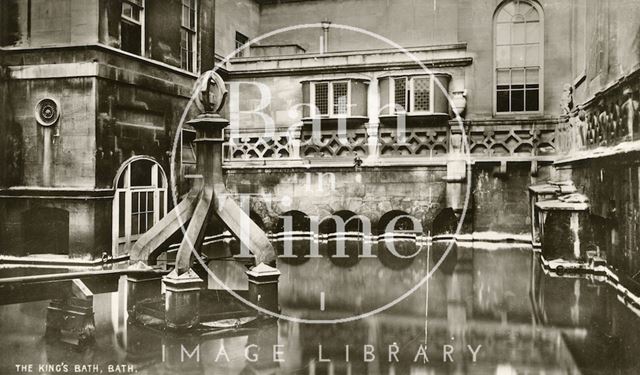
(2, 244), (640, 374)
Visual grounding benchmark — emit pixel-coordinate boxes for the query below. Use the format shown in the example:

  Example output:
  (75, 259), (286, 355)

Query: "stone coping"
(535, 200), (590, 211)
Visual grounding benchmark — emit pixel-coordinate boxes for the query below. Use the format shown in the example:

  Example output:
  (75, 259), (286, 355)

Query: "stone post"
(445, 132), (467, 211)
(163, 269), (204, 330)
(126, 272), (162, 319)
(288, 123), (303, 159)
(536, 196), (590, 261)
(365, 75), (381, 161)
(246, 263), (281, 314)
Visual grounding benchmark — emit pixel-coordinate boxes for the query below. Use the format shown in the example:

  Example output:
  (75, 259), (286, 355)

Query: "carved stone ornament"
(195, 70), (228, 114)
(560, 83), (573, 116)
(35, 98), (61, 127)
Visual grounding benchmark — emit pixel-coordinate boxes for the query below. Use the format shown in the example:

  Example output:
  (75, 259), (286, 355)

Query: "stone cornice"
(1, 44), (197, 97)
(225, 44), (471, 78)
(0, 187), (115, 200)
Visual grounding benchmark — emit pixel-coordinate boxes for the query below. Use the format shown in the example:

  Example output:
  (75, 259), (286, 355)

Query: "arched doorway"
(112, 157), (168, 255)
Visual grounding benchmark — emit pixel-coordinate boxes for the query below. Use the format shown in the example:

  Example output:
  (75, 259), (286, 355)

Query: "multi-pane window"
(314, 82), (329, 115)
(495, 0), (542, 113)
(311, 81), (351, 117)
(393, 77), (408, 112)
(131, 191), (155, 236)
(235, 32), (249, 57)
(121, 0), (144, 55)
(333, 82), (348, 115)
(181, 0), (197, 72)
(412, 77), (431, 112)
(113, 158), (167, 254)
(391, 76), (433, 113)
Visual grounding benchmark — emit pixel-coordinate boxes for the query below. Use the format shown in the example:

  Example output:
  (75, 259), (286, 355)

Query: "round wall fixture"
(35, 98), (60, 127)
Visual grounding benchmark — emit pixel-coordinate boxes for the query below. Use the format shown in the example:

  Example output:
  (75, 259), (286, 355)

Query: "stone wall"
(0, 0), (99, 47)
(215, 0), (260, 58)
(557, 155), (640, 276)
(258, 0), (459, 53)
(0, 196), (111, 258)
(255, 0), (573, 120)
(2, 77), (96, 188)
(572, 0), (640, 105)
(221, 163), (542, 236)
(473, 163), (556, 234)
(224, 166), (448, 234)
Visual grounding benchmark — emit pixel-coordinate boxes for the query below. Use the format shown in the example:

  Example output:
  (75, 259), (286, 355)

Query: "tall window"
(121, 0), (144, 55)
(113, 158), (167, 254)
(495, 0), (543, 113)
(235, 32), (249, 57)
(391, 76), (434, 114)
(181, 0), (197, 72)
(311, 81), (351, 117)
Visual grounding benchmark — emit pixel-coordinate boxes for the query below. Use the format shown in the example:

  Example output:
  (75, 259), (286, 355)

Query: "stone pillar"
(528, 182), (576, 248)
(365, 75), (381, 161)
(163, 269), (204, 330)
(246, 263), (281, 314)
(126, 273), (162, 318)
(445, 132), (467, 211)
(288, 123), (303, 159)
(537, 197), (590, 261)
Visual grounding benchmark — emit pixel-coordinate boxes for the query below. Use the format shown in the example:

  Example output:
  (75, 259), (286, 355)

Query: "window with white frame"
(390, 76), (434, 114)
(235, 32), (249, 57)
(121, 0), (144, 55)
(181, 0), (198, 72)
(113, 158), (167, 254)
(311, 81), (351, 117)
(495, 0), (543, 113)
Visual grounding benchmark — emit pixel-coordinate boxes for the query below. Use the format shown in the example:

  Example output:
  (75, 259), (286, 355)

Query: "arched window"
(112, 157), (167, 255)
(495, 0), (543, 113)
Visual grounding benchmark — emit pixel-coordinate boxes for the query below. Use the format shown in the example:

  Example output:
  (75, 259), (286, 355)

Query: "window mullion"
(329, 83), (334, 116)
(509, 69), (513, 112)
(409, 78), (414, 114)
(124, 189), (132, 244)
(429, 75), (434, 113)
(310, 83), (316, 117)
(347, 81), (351, 117)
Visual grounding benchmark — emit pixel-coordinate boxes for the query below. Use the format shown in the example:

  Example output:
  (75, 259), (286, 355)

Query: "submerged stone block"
(246, 262), (281, 315)
(126, 273), (162, 319)
(529, 181), (578, 247)
(45, 298), (95, 347)
(163, 269), (204, 330)
(537, 199), (591, 261)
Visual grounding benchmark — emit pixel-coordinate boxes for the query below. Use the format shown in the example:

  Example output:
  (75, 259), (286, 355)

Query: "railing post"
(365, 74), (381, 161)
(288, 124), (303, 159)
(445, 126), (467, 212)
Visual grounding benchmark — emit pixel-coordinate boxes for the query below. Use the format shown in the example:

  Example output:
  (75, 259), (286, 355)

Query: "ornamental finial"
(195, 70), (228, 114)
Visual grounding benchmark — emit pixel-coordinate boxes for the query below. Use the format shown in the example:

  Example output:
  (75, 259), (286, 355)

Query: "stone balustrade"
(222, 122), (558, 167)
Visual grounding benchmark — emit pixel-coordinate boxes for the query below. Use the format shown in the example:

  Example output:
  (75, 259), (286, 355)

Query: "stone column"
(365, 75), (381, 161)
(163, 269), (204, 330)
(246, 263), (281, 314)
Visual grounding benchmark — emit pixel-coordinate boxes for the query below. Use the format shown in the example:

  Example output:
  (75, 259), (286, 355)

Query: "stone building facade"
(0, 0), (215, 257)
(553, 0), (640, 275)
(212, 0), (574, 236)
(2, 0), (639, 264)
